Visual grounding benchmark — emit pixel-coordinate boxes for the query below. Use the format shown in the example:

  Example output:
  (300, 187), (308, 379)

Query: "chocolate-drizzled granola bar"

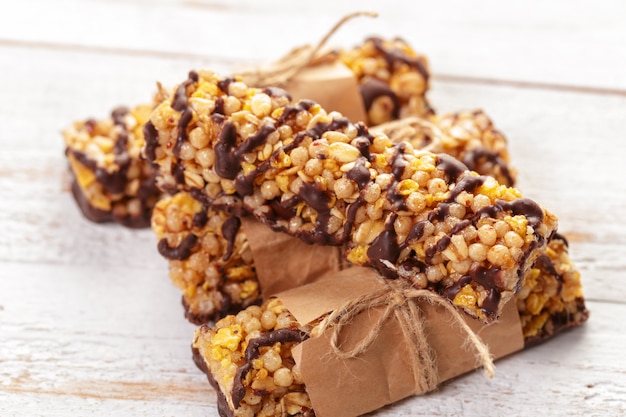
(376, 109), (516, 186)
(145, 70), (558, 321)
(192, 254), (588, 417)
(63, 103), (162, 227)
(192, 299), (312, 417)
(518, 234), (588, 344)
(150, 107), (515, 324)
(151, 192), (260, 323)
(339, 36), (433, 125)
(152, 170), (586, 337)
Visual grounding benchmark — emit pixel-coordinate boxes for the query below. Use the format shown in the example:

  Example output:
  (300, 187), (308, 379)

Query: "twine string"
(316, 278), (495, 394)
(237, 11), (378, 87)
(371, 116), (457, 152)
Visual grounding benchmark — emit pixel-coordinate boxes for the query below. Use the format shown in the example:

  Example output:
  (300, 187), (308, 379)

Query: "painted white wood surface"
(1, 1), (625, 416)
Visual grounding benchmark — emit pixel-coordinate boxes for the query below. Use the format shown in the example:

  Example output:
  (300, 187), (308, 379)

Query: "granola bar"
(339, 36), (433, 125)
(64, 103), (162, 227)
(192, 298), (312, 417)
(192, 262), (587, 417)
(145, 70), (558, 321)
(151, 192), (260, 323)
(518, 233), (589, 345)
(153, 182), (586, 339)
(374, 109), (516, 186)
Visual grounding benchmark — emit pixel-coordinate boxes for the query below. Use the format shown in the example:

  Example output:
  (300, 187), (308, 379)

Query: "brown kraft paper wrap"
(275, 268), (524, 417)
(241, 217), (346, 298)
(281, 61), (367, 123)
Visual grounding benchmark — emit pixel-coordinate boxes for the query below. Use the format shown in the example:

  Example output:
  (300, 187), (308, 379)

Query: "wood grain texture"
(1, 0), (624, 416)
(0, 264), (622, 416)
(2, 0), (626, 90)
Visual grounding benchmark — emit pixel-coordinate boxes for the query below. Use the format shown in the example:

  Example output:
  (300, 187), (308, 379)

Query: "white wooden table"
(1, 1), (625, 416)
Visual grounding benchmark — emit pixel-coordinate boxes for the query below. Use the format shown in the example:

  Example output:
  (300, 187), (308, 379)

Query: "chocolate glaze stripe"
(367, 36), (429, 80)
(360, 78), (400, 118)
(462, 147), (515, 186)
(171, 71), (199, 157)
(157, 233), (198, 260)
(142, 120), (159, 163)
(221, 216), (241, 261)
(69, 150), (129, 195)
(192, 346), (236, 417)
(231, 328), (309, 408)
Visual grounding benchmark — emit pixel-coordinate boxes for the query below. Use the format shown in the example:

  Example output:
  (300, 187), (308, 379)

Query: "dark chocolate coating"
(70, 178), (152, 228)
(192, 346), (237, 417)
(231, 328), (309, 408)
(157, 234), (198, 260)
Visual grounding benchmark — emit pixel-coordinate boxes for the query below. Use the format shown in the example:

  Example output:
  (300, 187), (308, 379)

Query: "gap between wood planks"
(3, 37), (626, 98)
(435, 74), (626, 98)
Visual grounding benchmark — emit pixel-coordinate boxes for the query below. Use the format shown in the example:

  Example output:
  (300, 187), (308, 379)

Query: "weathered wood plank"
(2, 0), (626, 90)
(1, 2), (625, 415)
(0, 260), (620, 417)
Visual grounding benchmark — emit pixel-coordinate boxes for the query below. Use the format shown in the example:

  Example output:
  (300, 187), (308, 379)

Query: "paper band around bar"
(280, 268), (524, 417)
(316, 277), (496, 394)
(241, 217), (346, 298)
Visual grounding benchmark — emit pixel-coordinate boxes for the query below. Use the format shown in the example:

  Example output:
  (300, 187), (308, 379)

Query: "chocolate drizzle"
(214, 121), (240, 179)
(367, 215), (401, 279)
(448, 175), (486, 201)
(263, 86), (292, 101)
(346, 157), (371, 189)
(143, 121), (158, 163)
(441, 275), (472, 301)
(221, 216), (241, 261)
(408, 221), (427, 243)
(209, 106), (371, 245)
(215, 121), (277, 187)
(191, 211), (208, 232)
(217, 77), (235, 93)
(341, 200), (364, 242)
(386, 143), (409, 210)
(360, 78), (400, 118)
(171, 71), (199, 157)
(463, 147), (515, 186)
(157, 233), (198, 260)
(534, 253), (560, 280)
(214, 97), (225, 115)
(368, 37), (430, 81)
(299, 181), (332, 212)
(477, 198), (544, 229)
(111, 106), (129, 127)
(436, 154), (468, 182)
(231, 328), (309, 408)
(172, 160), (186, 185)
(553, 232), (569, 247)
(469, 265), (502, 316)
(172, 71), (199, 110)
(353, 134), (373, 161)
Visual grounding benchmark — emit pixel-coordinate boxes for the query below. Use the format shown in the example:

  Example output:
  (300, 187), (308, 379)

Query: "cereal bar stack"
(61, 33), (588, 417)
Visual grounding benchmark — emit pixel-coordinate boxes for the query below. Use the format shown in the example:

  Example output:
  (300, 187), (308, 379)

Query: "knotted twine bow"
(372, 116), (456, 151)
(315, 277), (495, 394)
(237, 11), (378, 88)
